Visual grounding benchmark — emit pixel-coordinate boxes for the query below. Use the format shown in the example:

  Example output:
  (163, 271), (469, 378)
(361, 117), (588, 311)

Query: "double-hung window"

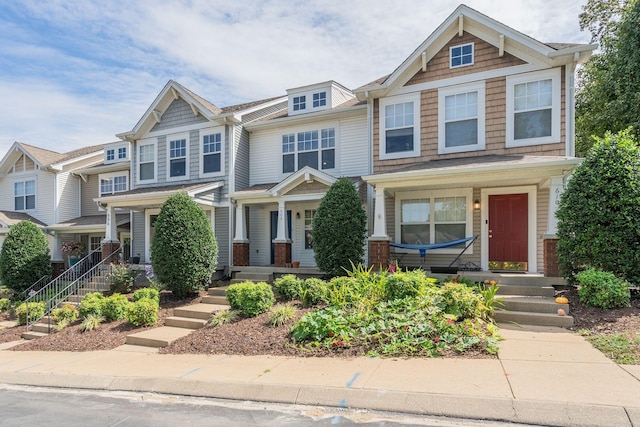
(99, 173), (128, 196)
(282, 127), (336, 173)
(14, 180), (35, 210)
(202, 133), (222, 175)
(397, 190), (472, 252)
(450, 43), (474, 68)
(138, 142), (156, 182)
(438, 82), (485, 154)
(506, 68), (561, 147)
(168, 136), (187, 179)
(379, 95), (420, 160)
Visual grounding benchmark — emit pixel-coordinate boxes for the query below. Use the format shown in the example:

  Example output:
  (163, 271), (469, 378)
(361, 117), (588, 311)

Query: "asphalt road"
(0, 384), (531, 427)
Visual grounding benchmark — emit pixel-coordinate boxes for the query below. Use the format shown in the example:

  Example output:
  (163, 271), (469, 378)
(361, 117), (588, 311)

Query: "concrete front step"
(30, 322), (55, 333)
(172, 303), (228, 320)
(126, 326), (194, 348)
(164, 316), (208, 329)
(496, 284), (555, 297)
(208, 286), (228, 297)
(201, 295), (229, 305)
(501, 296), (569, 314)
(232, 272), (273, 283)
(21, 331), (48, 340)
(495, 310), (574, 327)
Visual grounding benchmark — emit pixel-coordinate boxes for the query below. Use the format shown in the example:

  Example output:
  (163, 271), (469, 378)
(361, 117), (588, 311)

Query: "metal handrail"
(25, 248), (121, 332)
(21, 275), (50, 300)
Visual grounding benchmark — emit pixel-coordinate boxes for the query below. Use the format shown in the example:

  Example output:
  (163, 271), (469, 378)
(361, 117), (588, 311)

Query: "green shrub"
(102, 293), (130, 321)
(151, 192), (218, 297)
(51, 303), (79, 324)
(576, 268), (631, 309)
(132, 288), (160, 305)
(226, 281), (275, 317)
(0, 286), (13, 300)
(299, 278), (329, 308)
(0, 221), (52, 294)
(267, 304), (297, 327)
(126, 298), (158, 326)
(78, 292), (106, 318)
(208, 310), (239, 327)
(0, 298), (10, 312)
(273, 274), (303, 301)
(326, 276), (359, 308)
(80, 314), (104, 332)
(385, 269), (436, 300)
(107, 264), (137, 294)
(557, 130), (640, 283)
(437, 282), (485, 320)
(15, 301), (46, 325)
(313, 178), (367, 277)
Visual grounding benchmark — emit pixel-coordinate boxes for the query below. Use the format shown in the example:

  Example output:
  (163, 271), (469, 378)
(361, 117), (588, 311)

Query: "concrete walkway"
(0, 325), (639, 427)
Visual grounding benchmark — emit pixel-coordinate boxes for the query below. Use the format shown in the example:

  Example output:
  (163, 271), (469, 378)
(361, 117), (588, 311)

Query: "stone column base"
(274, 242), (292, 267)
(369, 239), (390, 269)
(102, 241), (121, 263)
(544, 237), (560, 277)
(233, 242), (250, 266)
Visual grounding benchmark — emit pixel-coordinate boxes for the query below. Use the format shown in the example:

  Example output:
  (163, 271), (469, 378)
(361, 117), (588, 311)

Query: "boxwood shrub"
(226, 281), (275, 317)
(576, 268), (630, 309)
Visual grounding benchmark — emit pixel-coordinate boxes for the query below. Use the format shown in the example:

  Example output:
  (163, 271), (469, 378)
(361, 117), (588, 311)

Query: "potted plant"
(60, 241), (85, 266)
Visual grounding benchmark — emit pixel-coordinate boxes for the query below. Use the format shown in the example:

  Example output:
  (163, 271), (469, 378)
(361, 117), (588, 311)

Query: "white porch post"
(274, 200), (289, 242)
(371, 186), (388, 239)
(546, 177), (565, 235)
(233, 203), (248, 242)
(104, 205), (118, 242)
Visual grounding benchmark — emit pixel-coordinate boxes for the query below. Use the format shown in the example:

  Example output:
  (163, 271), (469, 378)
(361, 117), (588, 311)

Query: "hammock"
(390, 235), (478, 267)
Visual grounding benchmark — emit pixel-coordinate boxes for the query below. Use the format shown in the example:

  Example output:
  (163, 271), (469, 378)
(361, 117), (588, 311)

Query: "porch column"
(102, 205), (120, 263)
(368, 186), (390, 268)
(273, 200), (291, 267)
(544, 177), (565, 277)
(232, 203), (250, 266)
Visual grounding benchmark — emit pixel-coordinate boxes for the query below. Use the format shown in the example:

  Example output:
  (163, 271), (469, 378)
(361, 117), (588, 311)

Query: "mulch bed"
(565, 287), (640, 334)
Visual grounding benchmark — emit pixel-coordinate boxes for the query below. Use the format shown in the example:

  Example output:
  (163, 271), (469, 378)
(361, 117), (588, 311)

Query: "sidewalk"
(1, 325), (639, 427)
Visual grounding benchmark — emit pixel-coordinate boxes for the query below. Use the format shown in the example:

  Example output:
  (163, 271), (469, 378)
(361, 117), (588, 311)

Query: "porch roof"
(46, 214), (130, 232)
(94, 181), (224, 209)
(0, 210), (47, 228)
(364, 155), (581, 190)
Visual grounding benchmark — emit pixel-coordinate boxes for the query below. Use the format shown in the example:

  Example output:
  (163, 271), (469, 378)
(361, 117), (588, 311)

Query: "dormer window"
(106, 149), (115, 161)
(450, 43), (474, 68)
(118, 147), (127, 159)
(293, 96), (306, 111)
(313, 92), (326, 108)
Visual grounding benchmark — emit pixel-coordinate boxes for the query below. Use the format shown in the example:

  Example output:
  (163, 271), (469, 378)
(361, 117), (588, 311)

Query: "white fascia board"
(73, 162), (130, 177)
(235, 96), (288, 118)
(364, 158), (582, 186)
(245, 104), (366, 131)
(50, 152), (104, 171)
(187, 181), (224, 198)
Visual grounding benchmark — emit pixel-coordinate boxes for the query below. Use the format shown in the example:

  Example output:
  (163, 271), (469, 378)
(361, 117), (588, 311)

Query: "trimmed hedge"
(226, 281), (275, 317)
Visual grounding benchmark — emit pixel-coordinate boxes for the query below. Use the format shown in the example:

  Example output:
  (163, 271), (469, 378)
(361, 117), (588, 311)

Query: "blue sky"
(0, 0), (590, 159)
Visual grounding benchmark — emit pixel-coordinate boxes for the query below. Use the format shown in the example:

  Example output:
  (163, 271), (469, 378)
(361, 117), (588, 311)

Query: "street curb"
(1, 373), (636, 427)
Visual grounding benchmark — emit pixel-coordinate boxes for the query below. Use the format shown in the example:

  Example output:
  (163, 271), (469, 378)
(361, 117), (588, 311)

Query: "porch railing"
(25, 248), (121, 333)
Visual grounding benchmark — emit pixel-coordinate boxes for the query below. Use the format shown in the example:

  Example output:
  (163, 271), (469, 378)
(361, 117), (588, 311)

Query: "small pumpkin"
(557, 308), (566, 316)
(555, 296), (569, 304)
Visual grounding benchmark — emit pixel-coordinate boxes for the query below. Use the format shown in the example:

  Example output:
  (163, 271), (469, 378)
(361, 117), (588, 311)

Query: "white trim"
(394, 188), (473, 255)
(279, 123), (340, 180)
(136, 139), (157, 184)
(505, 68), (561, 148)
(98, 171), (129, 197)
(449, 42), (474, 69)
(104, 142), (129, 165)
(144, 208), (160, 263)
(438, 81), (486, 154)
(165, 132), (190, 182)
(378, 93), (421, 160)
(12, 176), (37, 211)
(480, 186), (537, 273)
(199, 126), (226, 179)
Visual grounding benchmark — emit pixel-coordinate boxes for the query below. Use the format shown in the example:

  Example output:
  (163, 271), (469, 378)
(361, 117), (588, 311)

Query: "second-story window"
(138, 143), (155, 182)
(106, 149), (115, 161)
(450, 43), (474, 68)
(313, 92), (326, 107)
(282, 128), (336, 173)
(202, 133), (222, 174)
(438, 82), (486, 154)
(100, 174), (128, 196)
(379, 94), (420, 160)
(118, 147), (127, 159)
(14, 180), (35, 210)
(169, 138), (187, 178)
(293, 96), (306, 111)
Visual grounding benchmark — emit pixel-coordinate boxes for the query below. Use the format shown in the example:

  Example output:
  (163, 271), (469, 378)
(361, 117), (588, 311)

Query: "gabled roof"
(117, 80), (287, 141)
(354, 4), (596, 99)
(0, 210), (47, 228)
(0, 141), (103, 175)
(95, 181), (225, 209)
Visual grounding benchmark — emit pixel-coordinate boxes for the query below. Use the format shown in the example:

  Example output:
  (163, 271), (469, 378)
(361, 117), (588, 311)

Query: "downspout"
(227, 121), (236, 269)
(565, 60), (577, 157)
(366, 92), (374, 236)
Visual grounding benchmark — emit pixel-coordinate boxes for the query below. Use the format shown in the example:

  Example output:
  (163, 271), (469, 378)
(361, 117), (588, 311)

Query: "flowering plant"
(60, 241), (85, 256)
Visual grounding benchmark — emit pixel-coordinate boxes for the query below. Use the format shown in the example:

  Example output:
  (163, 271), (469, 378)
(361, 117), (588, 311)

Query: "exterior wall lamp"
(473, 199), (480, 211)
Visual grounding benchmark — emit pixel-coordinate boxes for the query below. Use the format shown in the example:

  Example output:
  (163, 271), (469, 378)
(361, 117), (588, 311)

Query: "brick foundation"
(233, 242), (250, 266)
(368, 239), (390, 269)
(274, 242), (291, 267)
(101, 241), (121, 263)
(544, 238), (560, 277)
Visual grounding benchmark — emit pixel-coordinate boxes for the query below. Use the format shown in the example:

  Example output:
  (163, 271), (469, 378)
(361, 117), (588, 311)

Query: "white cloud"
(0, 0), (591, 158)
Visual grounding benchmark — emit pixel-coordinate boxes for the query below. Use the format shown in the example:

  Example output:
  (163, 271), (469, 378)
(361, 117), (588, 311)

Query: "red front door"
(489, 193), (528, 271)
